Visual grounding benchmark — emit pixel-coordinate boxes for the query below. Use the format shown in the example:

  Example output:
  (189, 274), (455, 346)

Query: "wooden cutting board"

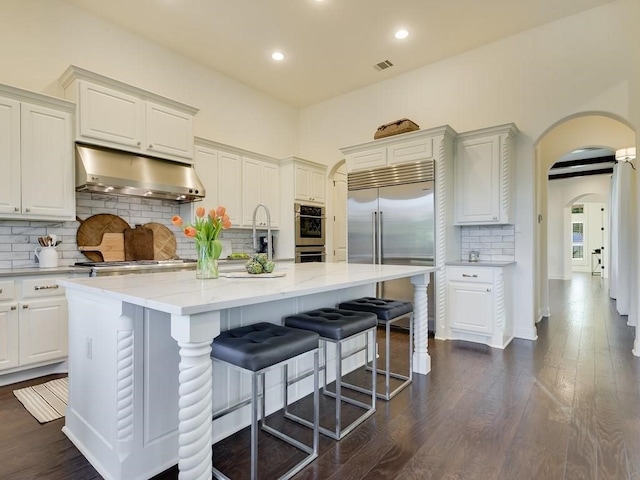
(78, 233), (125, 261)
(124, 226), (155, 261)
(142, 223), (178, 260)
(77, 214), (130, 262)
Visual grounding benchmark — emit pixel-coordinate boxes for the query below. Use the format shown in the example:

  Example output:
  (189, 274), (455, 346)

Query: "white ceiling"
(61, 0), (617, 108)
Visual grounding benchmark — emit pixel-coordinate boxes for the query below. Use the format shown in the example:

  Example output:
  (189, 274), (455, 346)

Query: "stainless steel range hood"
(75, 143), (205, 203)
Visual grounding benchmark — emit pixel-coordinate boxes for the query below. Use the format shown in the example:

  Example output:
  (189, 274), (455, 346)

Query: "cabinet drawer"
(0, 281), (15, 301)
(446, 267), (493, 284)
(21, 278), (65, 299)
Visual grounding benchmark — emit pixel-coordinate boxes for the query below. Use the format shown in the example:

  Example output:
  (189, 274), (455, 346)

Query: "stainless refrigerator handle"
(378, 210), (383, 265)
(372, 211), (377, 264)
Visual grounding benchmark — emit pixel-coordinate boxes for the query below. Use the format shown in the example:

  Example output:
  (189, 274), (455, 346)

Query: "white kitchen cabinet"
(242, 157), (280, 228)
(60, 65), (198, 163)
(0, 280), (18, 371)
(0, 84), (75, 221)
(0, 275), (68, 377)
(194, 142), (243, 226)
(454, 123), (518, 225)
(446, 264), (513, 348)
(342, 129), (442, 172)
(19, 277), (68, 367)
(294, 161), (327, 204)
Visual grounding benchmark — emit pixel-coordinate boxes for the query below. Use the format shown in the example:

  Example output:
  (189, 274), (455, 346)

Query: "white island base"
(59, 262), (434, 480)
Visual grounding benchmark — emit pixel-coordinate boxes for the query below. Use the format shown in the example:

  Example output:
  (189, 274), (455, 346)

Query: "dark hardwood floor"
(2, 273), (639, 479)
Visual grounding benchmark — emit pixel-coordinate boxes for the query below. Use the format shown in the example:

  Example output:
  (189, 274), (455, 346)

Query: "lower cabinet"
(446, 264), (513, 348)
(0, 275), (68, 379)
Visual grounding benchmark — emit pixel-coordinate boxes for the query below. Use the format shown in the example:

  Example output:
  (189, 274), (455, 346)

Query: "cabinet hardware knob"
(137, 141), (141, 146)
(11, 306), (16, 311)
(0, 289), (2, 293)
(34, 285), (59, 291)
(22, 304), (28, 309)
(14, 207), (19, 212)
(487, 288), (492, 292)
(149, 144), (153, 149)
(25, 208), (30, 212)
(462, 274), (478, 278)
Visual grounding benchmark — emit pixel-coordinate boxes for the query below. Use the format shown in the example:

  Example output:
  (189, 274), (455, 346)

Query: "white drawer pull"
(462, 274), (478, 278)
(34, 284), (59, 291)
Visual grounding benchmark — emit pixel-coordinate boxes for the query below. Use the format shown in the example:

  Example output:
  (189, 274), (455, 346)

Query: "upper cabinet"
(242, 157), (279, 228)
(193, 138), (279, 230)
(454, 123), (518, 225)
(341, 129), (443, 172)
(293, 160), (327, 204)
(0, 84), (75, 221)
(60, 65), (198, 163)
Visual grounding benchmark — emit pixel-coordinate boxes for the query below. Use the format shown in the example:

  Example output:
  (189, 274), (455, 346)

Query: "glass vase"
(196, 241), (220, 279)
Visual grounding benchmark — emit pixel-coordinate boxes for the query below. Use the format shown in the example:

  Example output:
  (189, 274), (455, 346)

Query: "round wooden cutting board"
(76, 214), (130, 262)
(142, 223), (178, 260)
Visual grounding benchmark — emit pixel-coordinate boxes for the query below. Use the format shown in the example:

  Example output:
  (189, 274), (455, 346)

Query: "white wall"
(298, 0), (636, 340)
(0, 0), (299, 159)
(547, 176), (610, 280)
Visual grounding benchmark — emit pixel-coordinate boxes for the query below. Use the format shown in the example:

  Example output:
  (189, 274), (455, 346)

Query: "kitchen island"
(58, 262), (435, 480)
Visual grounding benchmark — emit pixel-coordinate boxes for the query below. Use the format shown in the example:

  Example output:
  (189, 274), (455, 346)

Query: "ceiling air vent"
(374, 60), (394, 71)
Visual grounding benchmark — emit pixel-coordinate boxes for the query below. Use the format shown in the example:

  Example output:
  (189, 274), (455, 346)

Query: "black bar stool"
(283, 308), (377, 440)
(338, 297), (413, 400)
(211, 322), (320, 480)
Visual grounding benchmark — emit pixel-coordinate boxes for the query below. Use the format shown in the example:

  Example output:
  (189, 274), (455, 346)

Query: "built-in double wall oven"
(294, 203), (326, 263)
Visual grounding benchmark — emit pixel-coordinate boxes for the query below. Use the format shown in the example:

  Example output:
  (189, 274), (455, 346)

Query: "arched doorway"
(535, 113), (635, 324)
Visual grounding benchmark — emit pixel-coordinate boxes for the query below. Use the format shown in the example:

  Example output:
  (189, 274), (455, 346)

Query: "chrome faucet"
(252, 203), (272, 261)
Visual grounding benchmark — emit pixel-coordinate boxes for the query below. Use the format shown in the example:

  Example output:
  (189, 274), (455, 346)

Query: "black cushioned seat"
(212, 322), (319, 371)
(338, 297), (413, 322)
(284, 308), (377, 341)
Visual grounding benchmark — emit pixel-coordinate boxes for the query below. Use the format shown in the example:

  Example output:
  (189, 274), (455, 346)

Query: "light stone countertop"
(58, 262), (435, 316)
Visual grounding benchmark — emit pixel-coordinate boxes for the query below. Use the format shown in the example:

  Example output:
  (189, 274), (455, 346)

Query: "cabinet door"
(242, 158), (263, 227)
(309, 168), (326, 204)
(78, 80), (144, 149)
(387, 138), (433, 165)
(18, 297), (68, 366)
(0, 303), (19, 371)
(194, 146), (219, 206)
(20, 103), (75, 220)
(146, 102), (194, 161)
(217, 152), (242, 226)
(262, 162), (279, 228)
(346, 148), (387, 171)
(294, 164), (312, 202)
(448, 281), (493, 334)
(0, 97), (21, 216)
(455, 135), (501, 224)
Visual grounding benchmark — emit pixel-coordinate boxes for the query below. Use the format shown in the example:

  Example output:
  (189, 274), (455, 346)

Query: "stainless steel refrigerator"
(347, 160), (435, 330)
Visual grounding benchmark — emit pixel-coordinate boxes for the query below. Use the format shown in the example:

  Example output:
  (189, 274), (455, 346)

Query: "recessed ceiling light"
(395, 29), (409, 40)
(271, 52), (285, 61)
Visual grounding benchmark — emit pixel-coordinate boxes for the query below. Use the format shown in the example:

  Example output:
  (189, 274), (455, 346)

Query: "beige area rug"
(13, 377), (68, 423)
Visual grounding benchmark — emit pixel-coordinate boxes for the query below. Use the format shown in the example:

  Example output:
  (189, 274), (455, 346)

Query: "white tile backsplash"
(460, 225), (515, 262)
(0, 192), (256, 269)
